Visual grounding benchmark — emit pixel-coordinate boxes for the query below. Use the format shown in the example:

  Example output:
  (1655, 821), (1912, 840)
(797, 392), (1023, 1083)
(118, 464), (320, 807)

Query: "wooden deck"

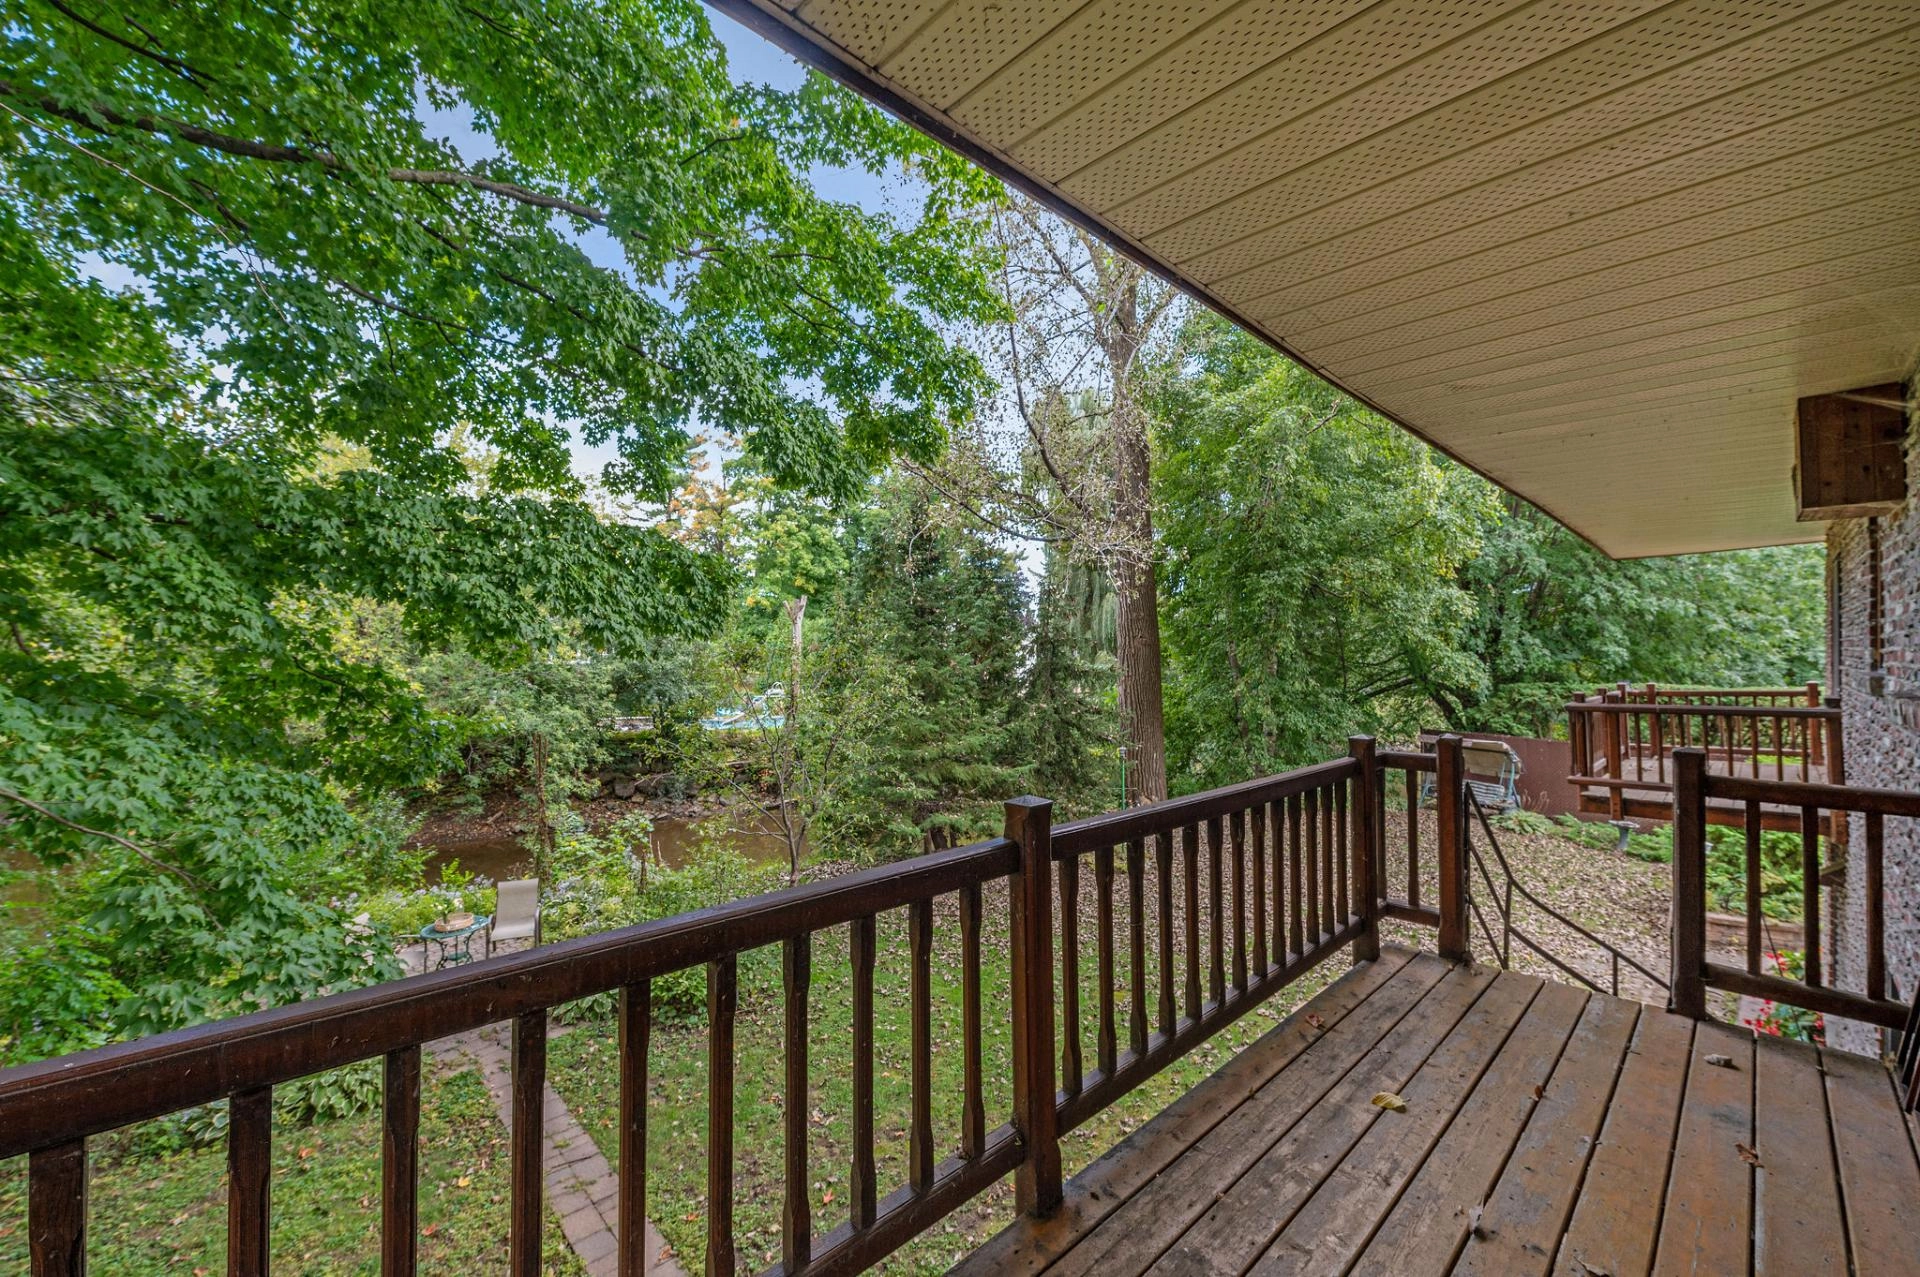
(957, 946), (1920, 1276)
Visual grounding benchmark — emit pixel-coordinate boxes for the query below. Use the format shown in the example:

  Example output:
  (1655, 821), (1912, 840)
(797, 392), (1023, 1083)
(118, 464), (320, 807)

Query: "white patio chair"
(487, 879), (541, 957)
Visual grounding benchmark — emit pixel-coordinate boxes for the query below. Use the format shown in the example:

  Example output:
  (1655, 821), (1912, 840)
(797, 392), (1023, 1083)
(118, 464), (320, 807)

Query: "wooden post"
(1005, 797), (1061, 1217)
(1347, 736), (1379, 963)
(1434, 735), (1469, 964)
(1807, 681), (1825, 766)
(28, 1140), (86, 1277)
(1671, 748), (1708, 1019)
(1604, 692), (1625, 820)
(1824, 696), (1849, 850)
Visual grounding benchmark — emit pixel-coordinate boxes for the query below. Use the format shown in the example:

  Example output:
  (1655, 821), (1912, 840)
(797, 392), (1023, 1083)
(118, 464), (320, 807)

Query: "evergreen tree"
(831, 482), (1031, 854)
(1026, 547), (1120, 814)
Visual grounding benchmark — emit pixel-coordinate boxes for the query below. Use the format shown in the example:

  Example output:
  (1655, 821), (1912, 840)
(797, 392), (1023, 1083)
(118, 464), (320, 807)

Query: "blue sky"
(410, 11), (912, 486)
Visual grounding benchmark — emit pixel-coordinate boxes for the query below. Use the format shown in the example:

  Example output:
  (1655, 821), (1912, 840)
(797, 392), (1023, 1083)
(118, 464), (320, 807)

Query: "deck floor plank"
(1148, 964), (1502, 1275)
(1825, 1041), (1920, 1275)
(1651, 1020), (1755, 1276)
(1247, 972), (1543, 1277)
(947, 948), (1418, 1277)
(957, 954), (1920, 1277)
(1751, 1032), (1845, 1274)
(1345, 979), (1591, 1277)
(1042, 953), (1452, 1277)
(1552, 1007), (1694, 1277)
(1451, 992), (1640, 1277)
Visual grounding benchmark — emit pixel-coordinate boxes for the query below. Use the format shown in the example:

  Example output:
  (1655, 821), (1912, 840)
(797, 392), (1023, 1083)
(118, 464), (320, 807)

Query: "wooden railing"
(1670, 747), (1916, 1034)
(2, 742), (1441, 1277)
(1567, 684), (1842, 830)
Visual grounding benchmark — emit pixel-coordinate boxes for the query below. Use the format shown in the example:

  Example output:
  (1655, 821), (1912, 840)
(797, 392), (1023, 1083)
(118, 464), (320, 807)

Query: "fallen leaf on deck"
(1530, 1083), (1544, 1101)
(1371, 1092), (1408, 1112)
(1705, 1053), (1734, 1068)
(1736, 1142), (1762, 1166)
(1305, 1013), (1326, 1031)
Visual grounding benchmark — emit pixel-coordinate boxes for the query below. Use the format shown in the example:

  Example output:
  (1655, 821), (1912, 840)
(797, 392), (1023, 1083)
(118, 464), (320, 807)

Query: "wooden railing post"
(1671, 748), (1708, 1019)
(1434, 735), (1470, 964)
(1807, 681), (1825, 766)
(1823, 696), (1849, 851)
(1005, 796), (1061, 1217)
(28, 1140), (86, 1277)
(1347, 737), (1380, 963)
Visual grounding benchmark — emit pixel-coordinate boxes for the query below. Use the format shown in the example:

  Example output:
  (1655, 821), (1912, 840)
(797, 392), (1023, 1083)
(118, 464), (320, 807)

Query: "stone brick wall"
(1825, 365), (1919, 1056)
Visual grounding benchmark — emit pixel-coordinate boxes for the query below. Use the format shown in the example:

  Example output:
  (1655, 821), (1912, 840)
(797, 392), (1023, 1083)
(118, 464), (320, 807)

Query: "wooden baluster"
(29, 1140), (86, 1277)
(1288, 794), (1305, 959)
(707, 957), (737, 1276)
(510, 1012), (546, 1277)
(849, 917), (877, 1231)
(1156, 829), (1175, 1037)
(960, 883), (986, 1159)
(1334, 779), (1349, 927)
(1230, 810), (1247, 994)
(1405, 771), (1418, 910)
(1321, 786), (1337, 940)
(1126, 836), (1149, 1057)
(383, 1046), (421, 1277)
(618, 983), (650, 1277)
(782, 935), (811, 1269)
(1349, 737), (1379, 962)
(229, 1086), (272, 1277)
(1866, 811), (1886, 1002)
(1434, 735), (1468, 964)
(1057, 854), (1083, 1097)
(1606, 697), (1625, 821)
(1808, 681), (1825, 766)
(1653, 711), (1667, 784)
(1006, 796), (1061, 1217)
(1269, 801), (1286, 966)
(1094, 844), (1117, 1076)
(1206, 815), (1225, 1006)
(1303, 789), (1321, 945)
(909, 899), (935, 1193)
(1744, 801), (1762, 977)
(1183, 823), (1202, 1022)
(1250, 805), (1268, 977)
(1671, 749), (1708, 1019)
(1801, 806), (1822, 988)
(1774, 714), (1785, 781)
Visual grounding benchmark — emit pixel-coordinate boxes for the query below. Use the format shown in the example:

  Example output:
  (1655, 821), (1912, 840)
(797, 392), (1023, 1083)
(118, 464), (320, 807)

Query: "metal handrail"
(1462, 788), (1668, 998)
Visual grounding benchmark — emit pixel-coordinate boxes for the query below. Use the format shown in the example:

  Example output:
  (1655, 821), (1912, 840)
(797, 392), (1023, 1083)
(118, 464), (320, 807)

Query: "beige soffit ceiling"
(710, 0), (1920, 558)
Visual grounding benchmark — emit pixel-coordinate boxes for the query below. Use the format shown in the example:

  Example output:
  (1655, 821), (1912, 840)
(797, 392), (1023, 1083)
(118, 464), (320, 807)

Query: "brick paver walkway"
(432, 1024), (685, 1277)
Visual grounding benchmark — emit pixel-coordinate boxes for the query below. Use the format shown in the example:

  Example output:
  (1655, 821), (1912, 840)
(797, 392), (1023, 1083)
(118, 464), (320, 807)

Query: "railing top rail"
(1051, 757), (1357, 857)
(1376, 749), (1437, 771)
(1699, 768), (1920, 817)
(1594, 685), (1816, 696)
(0, 834), (1017, 1159)
(1564, 701), (1837, 719)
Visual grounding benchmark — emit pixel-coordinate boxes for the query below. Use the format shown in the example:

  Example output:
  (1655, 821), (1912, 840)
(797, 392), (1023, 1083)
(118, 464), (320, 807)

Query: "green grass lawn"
(0, 1065), (585, 1276)
(546, 879), (1339, 1275)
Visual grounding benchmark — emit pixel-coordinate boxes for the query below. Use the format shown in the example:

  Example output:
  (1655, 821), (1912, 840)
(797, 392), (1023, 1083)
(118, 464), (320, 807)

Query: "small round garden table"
(420, 914), (492, 969)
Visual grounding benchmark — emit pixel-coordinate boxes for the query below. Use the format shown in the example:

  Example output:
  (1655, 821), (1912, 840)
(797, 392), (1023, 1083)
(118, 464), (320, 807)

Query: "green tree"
(827, 482), (1033, 855)
(0, 0), (1003, 1059)
(1436, 498), (1826, 736)
(1153, 319), (1496, 789)
(1026, 546), (1120, 814)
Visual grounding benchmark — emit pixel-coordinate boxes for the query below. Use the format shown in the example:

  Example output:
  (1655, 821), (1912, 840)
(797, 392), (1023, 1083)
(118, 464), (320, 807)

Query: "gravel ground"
(1378, 810), (1676, 1004)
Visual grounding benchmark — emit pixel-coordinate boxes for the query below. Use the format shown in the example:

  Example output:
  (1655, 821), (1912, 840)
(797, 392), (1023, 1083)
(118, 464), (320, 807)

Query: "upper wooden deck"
(959, 945), (1920, 1277)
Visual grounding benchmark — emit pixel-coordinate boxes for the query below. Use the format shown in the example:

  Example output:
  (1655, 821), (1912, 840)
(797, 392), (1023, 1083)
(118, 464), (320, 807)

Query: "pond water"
(421, 809), (798, 884)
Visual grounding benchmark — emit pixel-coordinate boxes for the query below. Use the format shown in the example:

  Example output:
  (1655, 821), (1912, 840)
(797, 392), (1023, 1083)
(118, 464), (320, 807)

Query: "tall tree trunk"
(1111, 385), (1167, 806)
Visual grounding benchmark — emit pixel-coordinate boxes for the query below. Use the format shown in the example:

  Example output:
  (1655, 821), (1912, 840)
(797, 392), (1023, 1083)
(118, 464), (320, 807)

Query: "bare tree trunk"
(1111, 391), (1167, 805)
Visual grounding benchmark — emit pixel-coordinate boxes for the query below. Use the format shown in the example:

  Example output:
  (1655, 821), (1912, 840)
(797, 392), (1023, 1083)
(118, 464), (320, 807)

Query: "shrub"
(542, 813), (783, 1022)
